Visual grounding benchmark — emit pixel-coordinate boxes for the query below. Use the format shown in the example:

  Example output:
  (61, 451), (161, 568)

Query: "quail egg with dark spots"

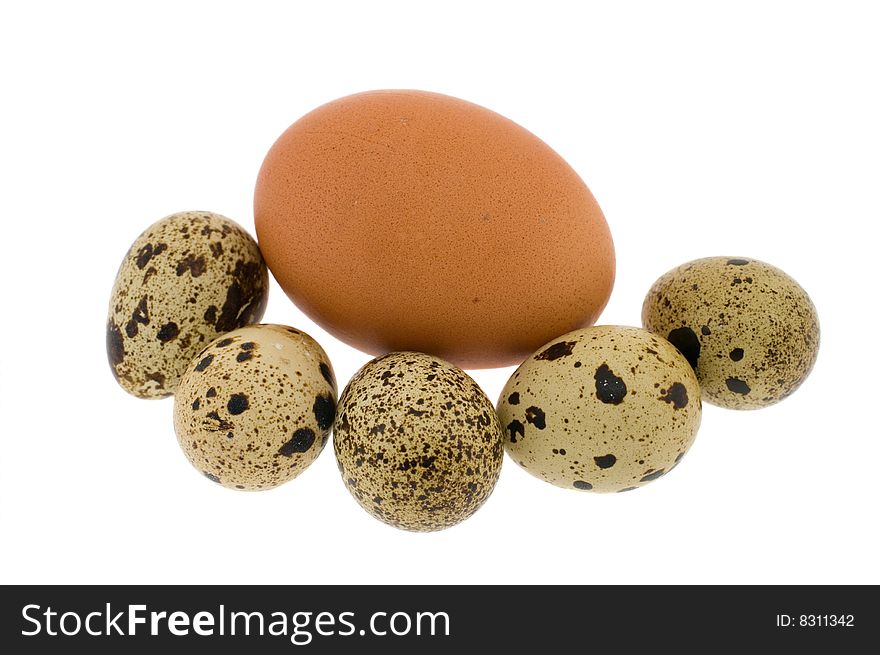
(641, 257), (820, 409)
(107, 211), (269, 398)
(497, 326), (701, 493)
(333, 352), (504, 531)
(173, 324), (337, 490)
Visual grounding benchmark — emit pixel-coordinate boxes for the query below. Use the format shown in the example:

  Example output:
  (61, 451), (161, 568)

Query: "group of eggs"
(106, 90), (820, 532)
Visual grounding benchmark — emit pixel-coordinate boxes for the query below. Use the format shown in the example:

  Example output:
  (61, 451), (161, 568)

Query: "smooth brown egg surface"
(255, 90), (615, 368)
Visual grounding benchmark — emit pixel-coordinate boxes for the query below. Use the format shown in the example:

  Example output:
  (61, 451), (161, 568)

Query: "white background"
(1, 1), (877, 585)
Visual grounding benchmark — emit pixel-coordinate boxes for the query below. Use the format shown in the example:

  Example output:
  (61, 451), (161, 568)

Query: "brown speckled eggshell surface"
(173, 324), (337, 490)
(333, 352), (504, 531)
(254, 90), (615, 368)
(107, 211), (269, 398)
(641, 257), (820, 409)
(497, 326), (701, 493)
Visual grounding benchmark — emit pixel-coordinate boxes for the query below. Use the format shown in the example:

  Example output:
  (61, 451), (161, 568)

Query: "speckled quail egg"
(107, 211), (269, 398)
(641, 257), (820, 409)
(173, 324), (336, 490)
(497, 326), (701, 493)
(333, 352), (504, 531)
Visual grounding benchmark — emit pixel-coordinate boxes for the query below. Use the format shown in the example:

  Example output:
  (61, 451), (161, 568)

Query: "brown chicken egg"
(254, 90), (615, 368)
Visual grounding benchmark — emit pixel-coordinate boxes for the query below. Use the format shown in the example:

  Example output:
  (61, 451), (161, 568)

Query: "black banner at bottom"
(1, 585), (875, 652)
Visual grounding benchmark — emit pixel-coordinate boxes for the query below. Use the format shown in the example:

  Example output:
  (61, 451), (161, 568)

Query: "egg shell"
(497, 326), (702, 493)
(173, 324), (337, 490)
(641, 257), (820, 409)
(254, 89), (615, 368)
(107, 211), (269, 398)
(333, 352), (504, 531)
